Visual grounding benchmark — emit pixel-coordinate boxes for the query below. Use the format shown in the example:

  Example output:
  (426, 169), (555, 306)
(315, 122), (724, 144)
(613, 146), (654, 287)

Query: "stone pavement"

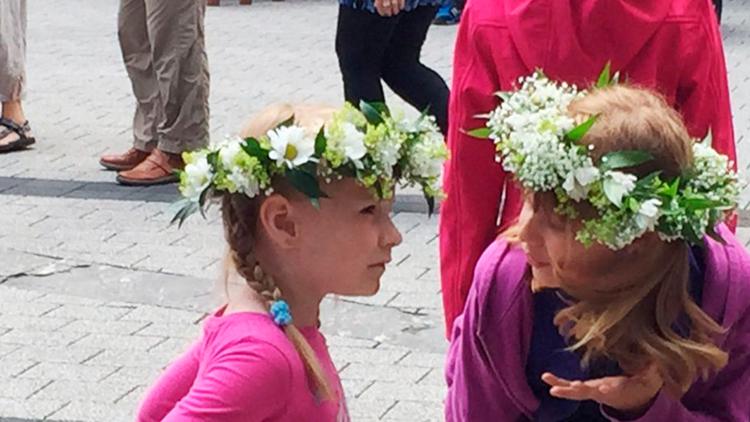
(0, 0), (748, 421)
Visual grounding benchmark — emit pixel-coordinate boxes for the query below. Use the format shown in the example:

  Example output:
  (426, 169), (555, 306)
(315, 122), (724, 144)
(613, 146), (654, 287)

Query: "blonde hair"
(508, 86), (727, 395)
(222, 103), (336, 399)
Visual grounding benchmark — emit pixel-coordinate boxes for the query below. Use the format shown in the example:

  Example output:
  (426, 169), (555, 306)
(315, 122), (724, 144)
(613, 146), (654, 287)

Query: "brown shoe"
(100, 148), (150, 171)
(116, 149), (184, 186)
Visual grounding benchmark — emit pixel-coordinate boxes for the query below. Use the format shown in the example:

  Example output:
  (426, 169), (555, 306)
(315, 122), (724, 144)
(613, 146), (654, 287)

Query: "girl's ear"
(257, 194), (299, 249)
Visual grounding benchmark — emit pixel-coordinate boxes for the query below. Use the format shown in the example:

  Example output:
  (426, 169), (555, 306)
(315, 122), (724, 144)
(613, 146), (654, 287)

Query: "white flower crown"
(172, 102), (448, 225)
(471, 66), (742, 249)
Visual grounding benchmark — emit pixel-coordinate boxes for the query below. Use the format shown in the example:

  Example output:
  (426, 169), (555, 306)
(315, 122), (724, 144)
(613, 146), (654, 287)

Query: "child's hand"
(541, 365), (663, 415)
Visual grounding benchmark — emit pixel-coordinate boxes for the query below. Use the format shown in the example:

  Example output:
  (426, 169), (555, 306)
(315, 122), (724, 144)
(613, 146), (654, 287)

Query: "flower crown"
(470, 66), (742, 249)
(172, 102), (448, 225)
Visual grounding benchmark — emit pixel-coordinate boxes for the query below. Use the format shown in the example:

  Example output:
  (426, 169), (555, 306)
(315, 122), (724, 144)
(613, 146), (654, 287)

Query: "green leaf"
(286, 169), (328, 200)
(314, 126), (326, 156)
(465, 127), (492, 139)
(369, 101), (391, 116)
(360, 101), (385, 126)
(565, 115), (598, 142)
(669, 177), (681, 197)
(198, 186), (212, 219)
(596, 62), (612, 88)
(683, 197), (727, 210)
(636, 171), (662, 188)
(599, 150), (654, 171)
(627, 197), (640, 213)
(169, 199), (200, 228)
(241, 137), (269, 163)
(206, 151), (220, 169)
(279, 114), (295, 128)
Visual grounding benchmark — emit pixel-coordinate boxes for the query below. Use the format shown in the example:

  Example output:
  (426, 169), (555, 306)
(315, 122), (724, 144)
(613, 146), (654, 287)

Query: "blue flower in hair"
(270, 300), (292, 326)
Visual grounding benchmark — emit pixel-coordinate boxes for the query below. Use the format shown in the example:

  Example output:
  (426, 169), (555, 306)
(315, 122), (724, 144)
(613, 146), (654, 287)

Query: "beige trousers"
(118, 0), (210, 154)
(0, 0), (26, 102)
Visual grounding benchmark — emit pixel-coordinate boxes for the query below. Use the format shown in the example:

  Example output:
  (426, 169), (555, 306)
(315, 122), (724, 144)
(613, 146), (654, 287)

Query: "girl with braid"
(137, 102), (447, 421)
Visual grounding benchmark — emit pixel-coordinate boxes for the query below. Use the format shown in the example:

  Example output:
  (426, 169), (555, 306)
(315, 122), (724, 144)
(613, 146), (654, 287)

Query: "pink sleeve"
(137, 341), (202, 421)
(143, 337), (292, 422)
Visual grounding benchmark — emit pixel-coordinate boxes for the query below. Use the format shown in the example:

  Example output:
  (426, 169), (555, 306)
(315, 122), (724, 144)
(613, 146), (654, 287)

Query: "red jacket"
(440, 0), (736, 336)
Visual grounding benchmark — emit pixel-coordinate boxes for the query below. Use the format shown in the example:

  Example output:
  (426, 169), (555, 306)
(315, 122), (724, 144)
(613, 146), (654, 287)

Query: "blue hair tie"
(270, 300), (292, 326)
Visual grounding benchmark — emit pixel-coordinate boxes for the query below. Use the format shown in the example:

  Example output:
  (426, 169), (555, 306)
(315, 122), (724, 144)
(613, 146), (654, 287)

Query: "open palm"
(542, 366), (663, 414)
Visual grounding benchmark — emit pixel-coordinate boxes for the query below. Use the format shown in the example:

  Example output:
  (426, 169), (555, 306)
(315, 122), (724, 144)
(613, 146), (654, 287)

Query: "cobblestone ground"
(0, 0), (748, 421)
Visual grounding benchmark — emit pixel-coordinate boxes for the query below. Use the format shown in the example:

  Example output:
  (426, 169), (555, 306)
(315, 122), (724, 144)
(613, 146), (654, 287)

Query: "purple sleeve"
(445, 260), (525, 422)
(159, 337), (291, 421)
(603, 308), (750, 422)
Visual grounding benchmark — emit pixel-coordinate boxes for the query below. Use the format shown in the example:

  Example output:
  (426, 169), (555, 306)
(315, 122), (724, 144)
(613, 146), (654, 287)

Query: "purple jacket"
(445, 225), (750, 421)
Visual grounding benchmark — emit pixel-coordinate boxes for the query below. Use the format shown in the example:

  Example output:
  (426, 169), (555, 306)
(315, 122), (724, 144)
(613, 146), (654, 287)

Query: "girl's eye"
(360, 205), (377, 215)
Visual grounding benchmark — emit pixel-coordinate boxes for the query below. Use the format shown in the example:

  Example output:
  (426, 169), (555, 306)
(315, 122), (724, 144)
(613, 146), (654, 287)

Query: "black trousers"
(335, 5), (449, 135)
(713, 0), (722, 23)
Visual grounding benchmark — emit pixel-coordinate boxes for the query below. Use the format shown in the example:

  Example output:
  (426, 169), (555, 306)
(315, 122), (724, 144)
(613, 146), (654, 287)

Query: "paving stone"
(71, 334), (167, 352)
(357, 380), (446, 403)
(0, 329), (87, 348)
(59, 319), (150, 335)
(4, 345), (103, 365)
(0, 397), (68, 420)
(18, 362), (120, 382)
(48, 400), (136, 422)
(30, 379), (138, 404)
(340, 363), (430, 383)
(0, 378), (52, 400)
(382, 400), (443, 421)
(44, 304), (135, 321)
(329, 346), (410, 366)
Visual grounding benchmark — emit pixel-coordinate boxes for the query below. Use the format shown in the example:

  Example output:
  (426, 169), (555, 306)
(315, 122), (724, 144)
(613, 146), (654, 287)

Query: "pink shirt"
(137, 310), (349, 421)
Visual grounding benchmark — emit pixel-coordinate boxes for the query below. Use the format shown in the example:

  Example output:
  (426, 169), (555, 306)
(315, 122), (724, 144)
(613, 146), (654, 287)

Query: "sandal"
(0, 117), (36, 153)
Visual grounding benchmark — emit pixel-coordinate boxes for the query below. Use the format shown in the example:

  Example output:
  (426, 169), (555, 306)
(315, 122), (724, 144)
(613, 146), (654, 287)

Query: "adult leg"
(381, 6), (449, 134)
(0, 0), (34, 152)
(335, 6), (398, 106)
(117, 0), (160, 153)
(146, 0), (209, 155)
(712, 0), (722, 23)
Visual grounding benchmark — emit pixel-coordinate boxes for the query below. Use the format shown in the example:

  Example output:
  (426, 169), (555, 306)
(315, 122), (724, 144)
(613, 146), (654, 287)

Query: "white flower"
(227, 168), (260, 198)
(562, 165), (600, 201)
(340, 122), (367, 161)
(602, 171), (637, 207)
(635, 198), (662, 231)
(219, 137), (243, 168)
(267, 126), (314, 168)
(181, 153), (213, 200)
(407, 132), (446, 179)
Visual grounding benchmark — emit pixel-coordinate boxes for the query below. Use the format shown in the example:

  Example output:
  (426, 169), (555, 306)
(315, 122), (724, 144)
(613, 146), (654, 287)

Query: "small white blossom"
(340, 122), (367, 161)
(562, 165), (600, 200)
(268, 126), (314, 168)
(603, 171), (637, 207)
(181, 153), (212, 201)
(219, 137), (243, 168)
(226, 169), (260, 198)
(635, 198), (662, 231)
